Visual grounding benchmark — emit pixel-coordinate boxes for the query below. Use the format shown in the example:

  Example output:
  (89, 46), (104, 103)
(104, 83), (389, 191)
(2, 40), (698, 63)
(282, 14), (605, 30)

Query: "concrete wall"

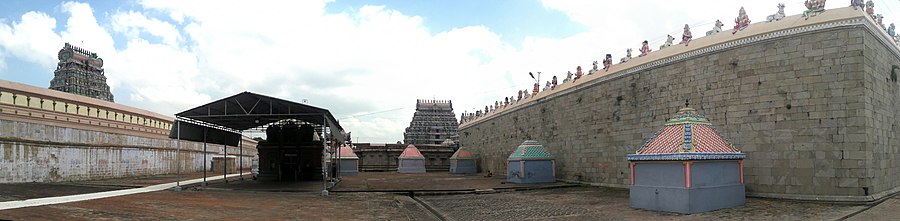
(460, 15), (900, 201)
(0, 119), (256, 183)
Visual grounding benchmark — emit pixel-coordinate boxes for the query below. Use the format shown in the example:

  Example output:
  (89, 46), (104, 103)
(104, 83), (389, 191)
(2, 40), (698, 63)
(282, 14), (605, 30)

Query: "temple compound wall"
(459, 9), (900, 201)
(354, 143), (454, 172)
(0, 80), (257, 183)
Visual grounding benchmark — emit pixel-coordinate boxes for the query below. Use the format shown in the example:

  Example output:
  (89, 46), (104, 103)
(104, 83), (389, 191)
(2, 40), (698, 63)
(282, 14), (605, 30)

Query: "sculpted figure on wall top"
(733, 7), (751, 34)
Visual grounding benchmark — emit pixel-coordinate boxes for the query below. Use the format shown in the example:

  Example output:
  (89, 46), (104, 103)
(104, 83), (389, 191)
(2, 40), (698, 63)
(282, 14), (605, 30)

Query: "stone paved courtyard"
(418, 187), (866, 221)
(0, 172), (895, 220)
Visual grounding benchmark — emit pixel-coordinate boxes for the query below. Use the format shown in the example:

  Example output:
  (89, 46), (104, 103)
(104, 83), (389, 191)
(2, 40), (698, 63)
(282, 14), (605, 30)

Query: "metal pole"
(224, 142), (228, 183)
(203, 127), (207, 186)
(336, 141), (341, 179)
(239, 131), (244, 181)
(175, 120), (181, 191)
(321, 116), (329, 196)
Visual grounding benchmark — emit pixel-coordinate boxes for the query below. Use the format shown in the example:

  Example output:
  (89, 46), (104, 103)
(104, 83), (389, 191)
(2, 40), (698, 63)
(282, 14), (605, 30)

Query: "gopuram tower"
(49, 43), (115, 102)
(403, 99), (459, 145)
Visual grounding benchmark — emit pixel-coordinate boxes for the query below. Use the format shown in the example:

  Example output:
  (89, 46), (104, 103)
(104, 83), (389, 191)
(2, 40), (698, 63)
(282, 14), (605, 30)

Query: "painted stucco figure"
(639, 40), (652, 57)
(680, 24), (692, 46)
(603, 54), (613, 71)
(660, 35), (674, 49)
(551, 76), (558, 90)
(888, 23), (896, 37)
(620, 48), (632, 63)
(575, 66), (583, 80)
(767, 3), (786, 22)
(803, 0), (827, 20)
(851, 0), (864, 10)
(866, 0), (875, 18)
(706, 20), (723, 36)
(733, 7), (750, 34)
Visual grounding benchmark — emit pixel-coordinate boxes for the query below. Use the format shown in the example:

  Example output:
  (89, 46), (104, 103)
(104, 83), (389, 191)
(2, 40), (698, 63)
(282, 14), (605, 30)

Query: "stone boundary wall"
(0, 79), (258, 183)
(460, 9), (900, 202)
(0, 119), (257, 183)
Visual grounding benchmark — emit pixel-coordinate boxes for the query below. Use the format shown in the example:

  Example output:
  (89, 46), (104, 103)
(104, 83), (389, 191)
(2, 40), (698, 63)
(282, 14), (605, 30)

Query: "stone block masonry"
(460, 10), (900, 202)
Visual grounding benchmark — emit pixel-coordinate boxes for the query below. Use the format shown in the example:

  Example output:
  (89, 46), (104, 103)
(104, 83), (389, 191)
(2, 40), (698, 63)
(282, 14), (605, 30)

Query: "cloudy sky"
(1, 0), (899, 143)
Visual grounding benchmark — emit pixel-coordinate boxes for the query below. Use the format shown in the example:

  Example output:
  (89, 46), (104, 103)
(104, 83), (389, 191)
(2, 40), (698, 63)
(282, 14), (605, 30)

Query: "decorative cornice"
(627, 152), (746, 161)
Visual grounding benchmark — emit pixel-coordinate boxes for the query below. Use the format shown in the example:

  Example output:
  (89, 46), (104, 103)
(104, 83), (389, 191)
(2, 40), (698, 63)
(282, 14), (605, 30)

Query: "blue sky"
(2, 0), (900, 142)
(325, 0), (587, 46)
(0, 0), (585, 107)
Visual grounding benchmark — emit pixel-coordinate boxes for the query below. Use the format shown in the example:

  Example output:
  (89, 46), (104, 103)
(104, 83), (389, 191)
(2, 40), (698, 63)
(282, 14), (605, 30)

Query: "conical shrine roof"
(508, 140), (554, 160)
(628, 107), (745, 161)
(450, 146), (475, 160)
(336, 145), (359, 160)
(399, 144), (426, 159)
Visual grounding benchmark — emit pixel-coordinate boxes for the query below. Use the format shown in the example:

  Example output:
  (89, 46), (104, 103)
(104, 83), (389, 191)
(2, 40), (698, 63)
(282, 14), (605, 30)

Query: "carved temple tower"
(49, 43), (114, 102)
(403, 99), (459, 145)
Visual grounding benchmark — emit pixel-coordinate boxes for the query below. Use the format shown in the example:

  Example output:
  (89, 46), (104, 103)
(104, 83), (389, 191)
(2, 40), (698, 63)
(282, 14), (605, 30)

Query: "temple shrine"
(507, 140), (556, 184)
(449, 146), (476, 174)
(335, 145), (359, 176)
(49, 43), (115, 102)
(628, 107), (746, 214)
(398, 144), (427, 173)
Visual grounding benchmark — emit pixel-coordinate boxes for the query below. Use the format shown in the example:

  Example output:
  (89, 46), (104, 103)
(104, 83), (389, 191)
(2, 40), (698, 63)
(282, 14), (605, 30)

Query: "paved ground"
(0, 190), (429, 220)
(0, 183), (125, 202)
(846, 196), (900, 221)
(333, 172), (569, 192)
(0, 172), (890, 220)
(0, 172), (240, 202)
(419, 187), (866, 221)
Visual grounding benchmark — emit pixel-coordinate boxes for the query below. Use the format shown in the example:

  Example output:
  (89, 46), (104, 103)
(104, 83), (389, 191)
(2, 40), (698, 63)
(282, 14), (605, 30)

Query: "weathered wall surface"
(355, 143), (454, 171)
(460, 15), (900, 201)
(0, 119), (256, 183)
(861, 26), (900, 199)
(0, 76), (258, 183)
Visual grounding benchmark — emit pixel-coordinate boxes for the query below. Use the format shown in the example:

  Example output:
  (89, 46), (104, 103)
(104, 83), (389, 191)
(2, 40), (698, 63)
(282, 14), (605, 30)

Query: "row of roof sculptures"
(462, 1), (896, 125)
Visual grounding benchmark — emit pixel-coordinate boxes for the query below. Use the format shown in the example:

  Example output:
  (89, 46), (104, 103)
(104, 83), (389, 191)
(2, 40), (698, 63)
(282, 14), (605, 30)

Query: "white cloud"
(111, 11), (182, 46)
(0, 50), (6, 72)
(3, 0), (895, 143)
(129, 1), (520, 142)
(0, 11), (62, 69)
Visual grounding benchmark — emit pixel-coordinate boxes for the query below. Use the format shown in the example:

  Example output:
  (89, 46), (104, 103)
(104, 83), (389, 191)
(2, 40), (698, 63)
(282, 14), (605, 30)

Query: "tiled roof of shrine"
(508, 140), (554, 160)
(450, 146), (475, 160)
(336, 145), (359, 160)
(628, 107), (745, 161)
(399, 144), (426, 159)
